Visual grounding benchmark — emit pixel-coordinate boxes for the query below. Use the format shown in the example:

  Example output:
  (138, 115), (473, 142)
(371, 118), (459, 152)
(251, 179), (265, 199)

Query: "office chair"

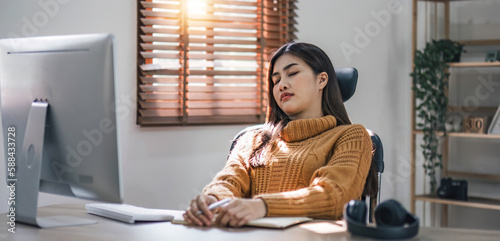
(227, 67), (384, 221)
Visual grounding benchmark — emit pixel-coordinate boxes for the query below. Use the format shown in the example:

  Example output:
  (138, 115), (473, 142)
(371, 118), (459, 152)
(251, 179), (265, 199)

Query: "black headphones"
(344, 199), (419, 240)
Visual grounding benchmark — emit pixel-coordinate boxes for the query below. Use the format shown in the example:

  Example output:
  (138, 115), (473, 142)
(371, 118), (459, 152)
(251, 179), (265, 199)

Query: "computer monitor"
(0, 33), (122, 228)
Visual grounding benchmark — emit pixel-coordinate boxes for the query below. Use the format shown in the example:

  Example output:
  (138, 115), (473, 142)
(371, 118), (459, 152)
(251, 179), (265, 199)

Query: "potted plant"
(410, 39), (464, 192)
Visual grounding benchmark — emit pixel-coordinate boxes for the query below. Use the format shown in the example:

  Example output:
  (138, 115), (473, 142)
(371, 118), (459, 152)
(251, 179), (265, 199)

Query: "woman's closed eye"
(272, 71), (298, 84)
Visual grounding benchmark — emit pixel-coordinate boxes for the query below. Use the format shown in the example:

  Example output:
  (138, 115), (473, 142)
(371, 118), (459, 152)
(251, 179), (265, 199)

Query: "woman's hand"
(183, 194), (218, 226)
(215, 198), (267, 227)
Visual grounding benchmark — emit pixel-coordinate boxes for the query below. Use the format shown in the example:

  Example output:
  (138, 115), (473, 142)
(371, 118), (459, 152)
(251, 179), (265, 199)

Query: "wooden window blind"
(137, 0), (297, 126)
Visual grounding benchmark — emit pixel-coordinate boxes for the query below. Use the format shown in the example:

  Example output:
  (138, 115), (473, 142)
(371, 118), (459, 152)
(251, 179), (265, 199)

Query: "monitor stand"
(14, 101), (97, 228)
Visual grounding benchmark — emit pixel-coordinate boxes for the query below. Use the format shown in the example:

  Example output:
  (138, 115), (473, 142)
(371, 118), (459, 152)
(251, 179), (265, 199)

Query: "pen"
(195, 198), (231, 216)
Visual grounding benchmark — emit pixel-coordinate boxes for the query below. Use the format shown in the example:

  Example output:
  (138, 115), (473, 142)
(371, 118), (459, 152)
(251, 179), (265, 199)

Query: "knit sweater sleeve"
(202, 132), (254, 201)
(255, 125), (372, 219)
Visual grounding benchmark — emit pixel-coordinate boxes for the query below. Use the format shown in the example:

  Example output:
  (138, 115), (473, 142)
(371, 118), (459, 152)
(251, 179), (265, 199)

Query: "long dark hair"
(250, 42), (351, 167)
(266, 42), (351, 126)
(250, 42), (378, 199)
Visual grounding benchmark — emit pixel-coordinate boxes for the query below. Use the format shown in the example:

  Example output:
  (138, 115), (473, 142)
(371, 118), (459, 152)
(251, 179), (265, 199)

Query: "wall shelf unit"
(449, 62), (500, 68)
(414, 195), (500, 211)
(413, 130), (500, 139)
(411, 0), (500, 228)
(458, 39), (500, 45)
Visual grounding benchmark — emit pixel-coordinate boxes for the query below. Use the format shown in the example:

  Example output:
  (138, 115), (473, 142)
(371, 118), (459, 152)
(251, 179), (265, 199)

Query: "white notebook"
(172, 215), (312, 229)
(246, 217), (313, 228)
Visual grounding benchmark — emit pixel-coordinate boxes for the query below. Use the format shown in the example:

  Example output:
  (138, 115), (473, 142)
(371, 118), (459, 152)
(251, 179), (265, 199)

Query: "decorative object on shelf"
(437, 177), (468, 201)
(485, 50), (500, 62)
(445, 121), (454, 132)
(445, 115), (462, 132)
(488, 105), (500, 134)
(463, 116), (490, 134)
(410, 39), (465, 192)
(453, 119), (462, 132)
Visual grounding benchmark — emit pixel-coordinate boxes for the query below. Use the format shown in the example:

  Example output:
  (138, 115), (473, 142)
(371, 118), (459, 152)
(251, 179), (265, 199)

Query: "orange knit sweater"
(203, 115), (372, 219)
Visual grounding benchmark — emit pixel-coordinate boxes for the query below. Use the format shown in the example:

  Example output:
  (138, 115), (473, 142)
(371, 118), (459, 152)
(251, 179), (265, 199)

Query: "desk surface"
(3, 204), (500, 241)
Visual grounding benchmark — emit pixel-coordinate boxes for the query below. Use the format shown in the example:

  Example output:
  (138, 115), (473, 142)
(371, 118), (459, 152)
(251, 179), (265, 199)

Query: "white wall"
(0, 0), (413, 212)
(0, 0), (497, 231)
(0, 0), (246, 213)
(0, 0), (411, 213)
(296, 0), (414, 206)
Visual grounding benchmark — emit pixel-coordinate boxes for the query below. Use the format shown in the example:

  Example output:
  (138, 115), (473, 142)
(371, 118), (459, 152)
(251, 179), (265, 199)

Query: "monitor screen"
(0, 33), (122, 228)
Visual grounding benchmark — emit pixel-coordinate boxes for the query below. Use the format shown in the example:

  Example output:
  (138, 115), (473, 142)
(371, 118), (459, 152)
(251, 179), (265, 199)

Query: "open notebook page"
(171, 215), (312, 229)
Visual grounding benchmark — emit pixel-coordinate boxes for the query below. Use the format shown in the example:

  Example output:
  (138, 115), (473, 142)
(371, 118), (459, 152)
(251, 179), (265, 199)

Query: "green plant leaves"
(411, 39), (463, 192)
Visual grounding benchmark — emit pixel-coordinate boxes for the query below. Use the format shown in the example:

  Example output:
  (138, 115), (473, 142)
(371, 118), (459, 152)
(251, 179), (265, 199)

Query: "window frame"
(136, 0), (297, 126)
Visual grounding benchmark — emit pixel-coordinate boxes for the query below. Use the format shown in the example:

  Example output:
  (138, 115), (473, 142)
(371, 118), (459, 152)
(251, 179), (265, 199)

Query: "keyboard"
(85, 203), (179, 224)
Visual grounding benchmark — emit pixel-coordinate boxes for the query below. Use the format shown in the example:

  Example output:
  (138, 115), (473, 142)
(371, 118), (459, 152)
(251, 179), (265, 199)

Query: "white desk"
(3, 204), (500, 241)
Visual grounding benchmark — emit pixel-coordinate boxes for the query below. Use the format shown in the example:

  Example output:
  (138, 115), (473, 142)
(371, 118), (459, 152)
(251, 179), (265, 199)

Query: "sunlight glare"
(187, 0), (207, 16)
(299, 220), (347, 235)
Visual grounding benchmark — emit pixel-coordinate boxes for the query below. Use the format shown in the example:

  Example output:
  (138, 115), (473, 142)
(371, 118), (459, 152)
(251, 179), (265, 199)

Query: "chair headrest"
(334, 67), (358, 102)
